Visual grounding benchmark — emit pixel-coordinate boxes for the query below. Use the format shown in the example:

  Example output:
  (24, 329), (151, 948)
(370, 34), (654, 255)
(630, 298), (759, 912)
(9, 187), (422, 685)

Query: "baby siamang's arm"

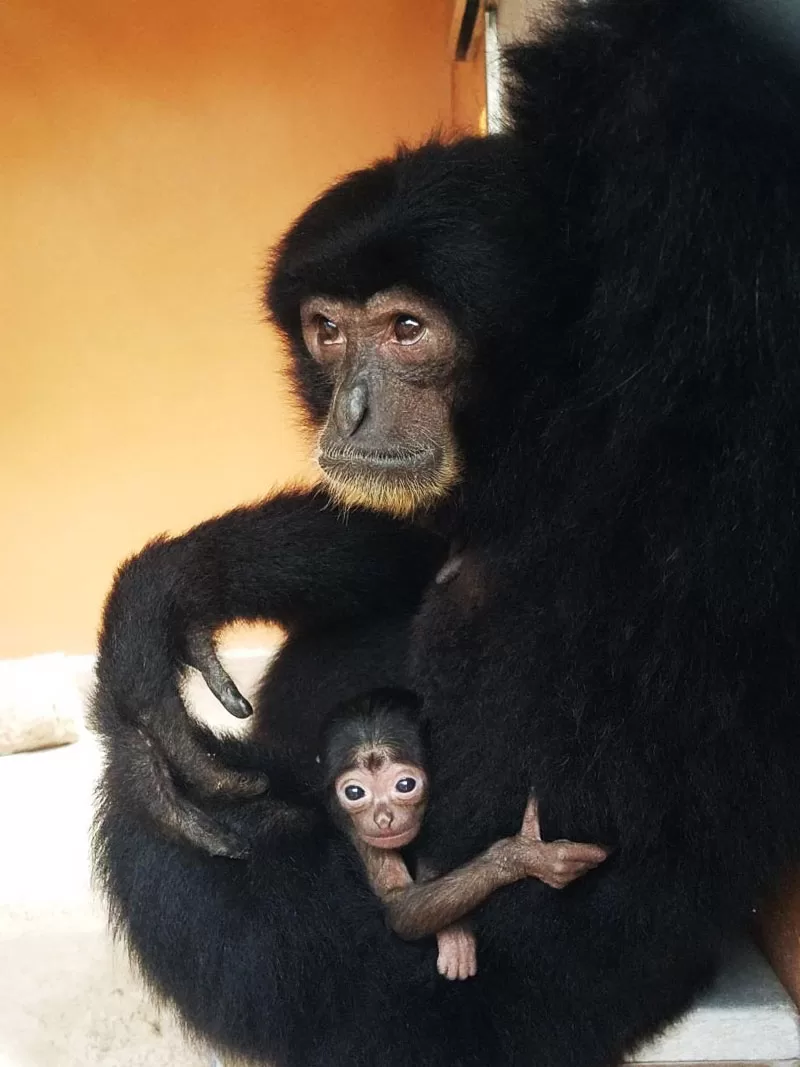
(360, 848), (477, 980)
(382, 800), (610, 940)
(91, 487), (444, 855)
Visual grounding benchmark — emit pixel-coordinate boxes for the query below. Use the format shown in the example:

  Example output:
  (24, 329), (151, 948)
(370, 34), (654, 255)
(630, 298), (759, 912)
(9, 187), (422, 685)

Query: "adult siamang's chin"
(317, 447), (461, 517)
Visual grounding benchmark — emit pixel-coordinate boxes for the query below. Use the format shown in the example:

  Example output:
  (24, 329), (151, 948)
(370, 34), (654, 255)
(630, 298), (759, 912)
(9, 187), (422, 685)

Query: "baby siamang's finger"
(545, 874), (573, 889)
(150, 691), (269, 799)
(184, 628), (253, 719)
(552, 841), (610, 864)
(520, 796), (542, 839)
(550, 857), (608, 887)
(461, 942), (476, 980)
(558, 866), (591, 884)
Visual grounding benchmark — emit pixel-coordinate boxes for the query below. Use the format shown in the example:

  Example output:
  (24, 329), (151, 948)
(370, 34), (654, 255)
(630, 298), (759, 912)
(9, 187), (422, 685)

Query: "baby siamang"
(319, 687), (608, 980)
(91, 2), (800, 1065)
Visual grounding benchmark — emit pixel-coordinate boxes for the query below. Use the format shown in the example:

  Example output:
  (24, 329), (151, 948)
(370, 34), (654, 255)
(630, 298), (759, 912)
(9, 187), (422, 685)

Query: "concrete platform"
(631, 941), (800, 1064)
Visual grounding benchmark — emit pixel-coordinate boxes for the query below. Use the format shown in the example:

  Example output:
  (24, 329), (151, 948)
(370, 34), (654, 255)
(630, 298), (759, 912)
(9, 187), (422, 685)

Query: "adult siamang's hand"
(90, 490), (445, 857)
(92, 542), (270, 859)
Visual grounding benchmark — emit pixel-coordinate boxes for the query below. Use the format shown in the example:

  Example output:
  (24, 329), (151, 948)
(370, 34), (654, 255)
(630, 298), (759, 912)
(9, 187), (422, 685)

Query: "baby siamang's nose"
(374, 807), (393, 830)
(336, 377), (368, 437)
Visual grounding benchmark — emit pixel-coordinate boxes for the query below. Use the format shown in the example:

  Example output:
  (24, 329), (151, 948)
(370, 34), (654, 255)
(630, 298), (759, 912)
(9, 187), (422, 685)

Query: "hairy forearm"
(175, 489), (443, 629)
(383, 841), (519, 940)
(94, 488), (443, 721)
(98, 487), (443, 660)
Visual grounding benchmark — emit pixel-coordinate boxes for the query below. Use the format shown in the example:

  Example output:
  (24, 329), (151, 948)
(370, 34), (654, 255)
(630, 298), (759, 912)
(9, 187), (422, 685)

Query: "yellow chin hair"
(320, 452), (461, 518)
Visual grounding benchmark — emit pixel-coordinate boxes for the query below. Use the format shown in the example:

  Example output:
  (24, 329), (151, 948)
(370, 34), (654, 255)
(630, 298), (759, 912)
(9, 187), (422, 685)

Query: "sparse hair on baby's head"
(319, 687), (426, 788)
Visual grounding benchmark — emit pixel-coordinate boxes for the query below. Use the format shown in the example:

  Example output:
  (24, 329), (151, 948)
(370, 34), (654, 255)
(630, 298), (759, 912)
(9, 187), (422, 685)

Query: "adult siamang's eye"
(344, 784), (365, 802)
(317, 316), (341, 344)
(393, 315), (423, 344)
(395, 777), (417, 794)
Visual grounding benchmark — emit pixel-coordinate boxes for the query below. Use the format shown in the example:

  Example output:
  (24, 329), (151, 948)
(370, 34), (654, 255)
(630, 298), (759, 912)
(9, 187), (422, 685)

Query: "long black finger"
(184, 629), (253, 718)
(125, 726), (251, 858)
(152, 691), (269, 799)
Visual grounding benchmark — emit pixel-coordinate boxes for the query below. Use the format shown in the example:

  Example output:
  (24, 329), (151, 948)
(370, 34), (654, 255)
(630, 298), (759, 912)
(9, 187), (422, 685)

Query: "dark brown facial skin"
(300, 287), (465, 517)
(334, 754), (428, 851)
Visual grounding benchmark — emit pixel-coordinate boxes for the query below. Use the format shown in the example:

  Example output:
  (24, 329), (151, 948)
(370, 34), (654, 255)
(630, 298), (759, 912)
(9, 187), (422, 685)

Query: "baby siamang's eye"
(395, 777), (417, 794)
(344, 784), (365, 802)
(317, 316), (342, 345)
(393, 315), (423, 344)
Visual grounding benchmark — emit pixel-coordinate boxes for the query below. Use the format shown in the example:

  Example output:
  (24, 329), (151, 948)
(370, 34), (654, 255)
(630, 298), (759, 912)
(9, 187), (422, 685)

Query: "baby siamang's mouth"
(363, 828), (418, 849)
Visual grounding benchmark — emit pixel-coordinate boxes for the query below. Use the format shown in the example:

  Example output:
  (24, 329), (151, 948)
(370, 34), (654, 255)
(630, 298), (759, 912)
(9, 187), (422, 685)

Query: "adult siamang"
(92, 2), (800, 1065)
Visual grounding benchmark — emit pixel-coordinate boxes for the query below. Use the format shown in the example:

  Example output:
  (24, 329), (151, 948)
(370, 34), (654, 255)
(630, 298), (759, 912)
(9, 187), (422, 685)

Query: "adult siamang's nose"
(335, 377), (368, 437)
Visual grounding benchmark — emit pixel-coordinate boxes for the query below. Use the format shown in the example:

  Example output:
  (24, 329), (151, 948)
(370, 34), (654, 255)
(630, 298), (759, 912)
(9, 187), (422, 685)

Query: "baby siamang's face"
(300, 286), (466, 516)
(334, 749), (428, 850)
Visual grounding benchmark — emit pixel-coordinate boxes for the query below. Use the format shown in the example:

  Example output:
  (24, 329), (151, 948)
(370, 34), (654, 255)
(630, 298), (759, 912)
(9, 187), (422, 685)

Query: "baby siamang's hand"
(510, 798), (610, 889)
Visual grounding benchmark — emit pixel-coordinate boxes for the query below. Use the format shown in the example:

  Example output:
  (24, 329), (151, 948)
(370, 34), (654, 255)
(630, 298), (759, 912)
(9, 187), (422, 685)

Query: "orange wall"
(0, 0), (482, 657)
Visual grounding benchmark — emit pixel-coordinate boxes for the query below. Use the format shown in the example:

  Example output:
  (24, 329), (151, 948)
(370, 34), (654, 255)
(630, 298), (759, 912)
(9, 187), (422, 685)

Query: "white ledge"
(630, 941), (800, 1063)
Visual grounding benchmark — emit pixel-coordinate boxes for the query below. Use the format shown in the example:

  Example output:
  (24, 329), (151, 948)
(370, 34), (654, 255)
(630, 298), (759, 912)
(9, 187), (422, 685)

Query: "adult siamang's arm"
(92, 487), (444, 855)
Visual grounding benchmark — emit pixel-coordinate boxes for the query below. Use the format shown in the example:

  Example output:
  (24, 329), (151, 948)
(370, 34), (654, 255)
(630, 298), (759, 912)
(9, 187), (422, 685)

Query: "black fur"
(92, 1), (800, 1064)
(320, 687), (426, 787)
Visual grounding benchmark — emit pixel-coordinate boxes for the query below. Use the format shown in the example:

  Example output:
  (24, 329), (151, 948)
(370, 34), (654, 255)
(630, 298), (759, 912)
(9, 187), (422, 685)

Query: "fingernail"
(227, 695), (253, 719)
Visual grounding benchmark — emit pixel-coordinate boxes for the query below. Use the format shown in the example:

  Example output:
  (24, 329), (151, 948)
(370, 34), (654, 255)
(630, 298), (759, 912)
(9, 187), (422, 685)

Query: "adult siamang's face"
(300, 285), (466, 517)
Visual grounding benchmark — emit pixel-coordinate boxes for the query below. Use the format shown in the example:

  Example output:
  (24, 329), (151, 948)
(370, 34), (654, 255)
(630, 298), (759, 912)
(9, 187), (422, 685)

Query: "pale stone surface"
(0, 654), (81, 755)
(631, 941), (800, 1063)
(0, 650), (272, 1067)
(0, 736), (211, 1067)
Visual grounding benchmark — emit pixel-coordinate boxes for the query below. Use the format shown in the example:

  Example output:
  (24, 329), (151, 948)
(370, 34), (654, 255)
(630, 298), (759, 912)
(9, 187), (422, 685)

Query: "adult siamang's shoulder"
(505, 0), (800, 147)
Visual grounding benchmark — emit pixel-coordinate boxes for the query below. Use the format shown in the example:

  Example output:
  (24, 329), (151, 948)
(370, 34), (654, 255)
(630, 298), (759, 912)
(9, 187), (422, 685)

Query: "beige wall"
(0, 0), (483, 657)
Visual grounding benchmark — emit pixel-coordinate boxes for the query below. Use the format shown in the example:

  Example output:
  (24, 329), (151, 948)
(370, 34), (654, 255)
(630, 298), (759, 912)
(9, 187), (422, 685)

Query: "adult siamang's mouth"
(318, 444), (437, 477)
(316, 439), (460, 517)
